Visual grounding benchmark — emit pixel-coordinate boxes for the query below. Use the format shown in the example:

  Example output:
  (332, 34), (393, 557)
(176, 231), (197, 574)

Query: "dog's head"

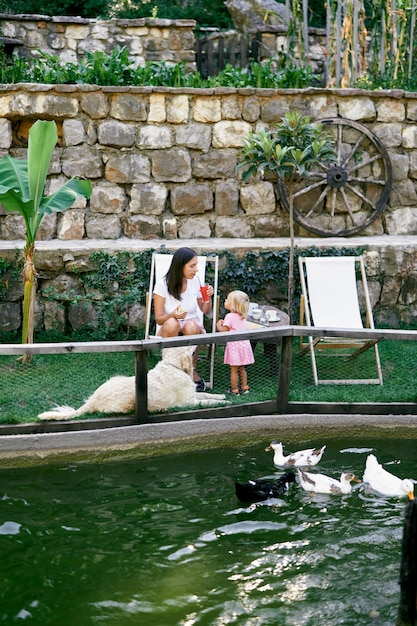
(161, 346), (195, 377)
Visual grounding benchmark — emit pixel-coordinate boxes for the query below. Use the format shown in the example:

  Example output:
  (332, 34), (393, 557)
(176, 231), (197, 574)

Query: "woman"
(153, 247), (214, 391)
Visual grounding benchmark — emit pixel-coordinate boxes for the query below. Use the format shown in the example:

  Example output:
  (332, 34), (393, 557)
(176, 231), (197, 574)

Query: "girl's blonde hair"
(228, 290), (250, 318)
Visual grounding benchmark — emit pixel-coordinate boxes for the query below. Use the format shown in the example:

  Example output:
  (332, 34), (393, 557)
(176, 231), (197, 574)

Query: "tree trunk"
(21, 242), (37, 364)
(288, 184), (295, 323)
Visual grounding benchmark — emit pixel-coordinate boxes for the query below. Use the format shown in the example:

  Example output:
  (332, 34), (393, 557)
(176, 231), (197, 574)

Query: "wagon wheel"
(276, 118), (393, 237)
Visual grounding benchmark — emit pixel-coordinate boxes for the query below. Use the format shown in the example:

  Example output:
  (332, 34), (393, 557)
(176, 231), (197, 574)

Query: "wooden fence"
(196, 33), (261, 78)
(1, 324), (417, 435)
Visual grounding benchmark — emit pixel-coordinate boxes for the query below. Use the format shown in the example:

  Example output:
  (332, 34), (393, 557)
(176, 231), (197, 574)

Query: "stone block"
(222, 95), (241, 120)
(128, 302), (147, 328)
(162, 217), (178, 239)
(41, 274), (83, 299)
(137, 125), (173, 149)
(110, 94), (147, 122)
(402, 125), (417, 149)
(176, 123), (212, 151)
(376, 99), (405, 122)
(214, 216), (252, 238)
(389, 180), (417, 206)
(151, 148), (191, 182)
(385, 207), (417, 235)
(123, 214), (161, 239)
(407, 101), (417, 121)
(192, 150), (237, 179)
(389, 152), (410, 182)
(0, 119), (12, 149)
(242, 96), (260, 123)
(178, 216), (211, 238)
(105, 153), (151, 183)
(80, 92), (110, 119)
(90, 182), (127, 214)
(399, 273), (417, 305)
(129, 183), (168, 215)
(193, 97), (221, 123)
(166, 95), (189, 123)
(240, 181), (276, 215)
(2, 214), (26, 239)
(253, 215), (288, 237)
(171, 182), (213, 215)
(86, 214), (122, 239)
(0, 302), (21, 331)
(64, 24), (90, 39)
(409, 152), (417, 179)
(98, 120), (136, 147)
(372, 122), (402, 148)
(68, 301), (98, 330)
(148, 93), (166, 123)
(62, 146), (103, 178)
(43, 300), (65, 332)
(212, 120), (252, 148)
(215, 179), (239, 215)
(37, 212), (57, 240)
(338, 97), (376, 121)
(63, 119), (85, 146)
(57, 207), (85, 239)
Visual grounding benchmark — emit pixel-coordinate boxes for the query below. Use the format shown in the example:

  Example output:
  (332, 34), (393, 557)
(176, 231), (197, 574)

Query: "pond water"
(0, 436), (415, 626)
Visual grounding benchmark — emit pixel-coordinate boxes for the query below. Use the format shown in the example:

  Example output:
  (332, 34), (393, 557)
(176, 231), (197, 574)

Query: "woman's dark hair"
(166, 247), (197, 300)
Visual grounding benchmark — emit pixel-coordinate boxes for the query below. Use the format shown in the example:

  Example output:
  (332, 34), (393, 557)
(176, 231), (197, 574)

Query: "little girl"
(216, 290), (254, 395)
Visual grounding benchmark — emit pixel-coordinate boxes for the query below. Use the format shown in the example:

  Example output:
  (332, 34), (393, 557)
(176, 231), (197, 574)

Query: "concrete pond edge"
(1, 413), (417, 467)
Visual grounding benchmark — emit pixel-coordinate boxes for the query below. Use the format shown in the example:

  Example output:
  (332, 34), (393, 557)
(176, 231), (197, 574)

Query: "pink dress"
(223, 312), (255, 366)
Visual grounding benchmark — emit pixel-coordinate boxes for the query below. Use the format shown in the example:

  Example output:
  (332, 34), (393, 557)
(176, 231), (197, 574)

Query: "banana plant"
(237, 111), (336, 321)
(0, 120), (92, 360)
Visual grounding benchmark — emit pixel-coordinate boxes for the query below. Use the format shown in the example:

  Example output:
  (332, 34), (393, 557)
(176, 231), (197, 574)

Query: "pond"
(0, 435), (415, 626)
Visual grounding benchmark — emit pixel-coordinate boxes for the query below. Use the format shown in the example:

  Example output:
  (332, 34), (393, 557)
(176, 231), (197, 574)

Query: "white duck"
(362, 454), (415, 500)
(298, 468), (360, 495)
(265, 441), (326, 468)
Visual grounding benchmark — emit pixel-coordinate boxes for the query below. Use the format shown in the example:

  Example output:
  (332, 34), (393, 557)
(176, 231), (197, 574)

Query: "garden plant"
(0, 120), (92, 359)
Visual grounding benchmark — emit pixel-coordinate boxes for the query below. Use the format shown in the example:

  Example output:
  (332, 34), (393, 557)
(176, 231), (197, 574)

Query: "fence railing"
(1, 324), (417, 434)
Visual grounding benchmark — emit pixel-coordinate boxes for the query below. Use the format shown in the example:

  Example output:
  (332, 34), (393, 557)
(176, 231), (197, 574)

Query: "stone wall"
(0, 14), (196, 69)
(0, 85), (416, 241)
(1, 84), (417, 332)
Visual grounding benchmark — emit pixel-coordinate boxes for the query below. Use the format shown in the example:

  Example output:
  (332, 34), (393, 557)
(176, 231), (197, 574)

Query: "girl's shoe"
(227, 388), (240, 396)
(241, 386), (250, 394)
(195, 377), (206, 392)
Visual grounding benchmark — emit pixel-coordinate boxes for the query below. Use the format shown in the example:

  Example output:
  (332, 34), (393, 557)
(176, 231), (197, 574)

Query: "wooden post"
(397, 500), (417, 626)
(276, 335), (293, 414)
(134, 349), (148, 424)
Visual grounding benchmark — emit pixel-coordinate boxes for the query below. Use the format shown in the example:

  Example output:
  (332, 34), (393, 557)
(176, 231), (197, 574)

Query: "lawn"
(0, 337), (416, 424)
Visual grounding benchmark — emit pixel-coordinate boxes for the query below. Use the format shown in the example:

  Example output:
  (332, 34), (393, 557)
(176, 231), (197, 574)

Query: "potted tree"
(236, 111), (336, 321)
(0, 120), (92, 360)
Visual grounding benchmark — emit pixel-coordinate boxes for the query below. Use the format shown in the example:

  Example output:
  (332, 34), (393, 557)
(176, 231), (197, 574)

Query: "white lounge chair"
(144, 252), (219, 389)
(298, 255), (383, 385)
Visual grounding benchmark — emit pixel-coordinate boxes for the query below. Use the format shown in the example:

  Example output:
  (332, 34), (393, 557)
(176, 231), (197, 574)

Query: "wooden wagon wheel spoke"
(276, 118), (392, 237)
(346, 153), (383, 173)
(341, 133), (366, 168)
(340, 186), (358, 224)
(345, 182), (378, 210)
(305, 186), (331, 218)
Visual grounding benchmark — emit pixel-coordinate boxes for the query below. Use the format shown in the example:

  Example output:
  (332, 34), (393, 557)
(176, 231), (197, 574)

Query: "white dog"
(38, 346), (227, 420)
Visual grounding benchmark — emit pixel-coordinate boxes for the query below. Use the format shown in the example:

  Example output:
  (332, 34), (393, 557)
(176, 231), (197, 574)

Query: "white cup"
(252, 308), (261, 320)
(249, 302), (258, 316)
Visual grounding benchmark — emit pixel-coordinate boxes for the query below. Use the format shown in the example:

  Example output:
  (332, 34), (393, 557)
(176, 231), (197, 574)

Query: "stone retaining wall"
(0, 14), (196, 69)
(0, 85), (417, 242)
(1, 85), (417, 331)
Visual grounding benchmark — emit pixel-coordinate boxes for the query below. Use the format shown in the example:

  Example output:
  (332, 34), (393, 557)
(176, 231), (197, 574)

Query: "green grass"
(0, 339), (416, 424)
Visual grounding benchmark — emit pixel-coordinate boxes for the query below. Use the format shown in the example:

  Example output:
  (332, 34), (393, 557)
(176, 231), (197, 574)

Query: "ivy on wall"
(0, 245), (365, 341)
